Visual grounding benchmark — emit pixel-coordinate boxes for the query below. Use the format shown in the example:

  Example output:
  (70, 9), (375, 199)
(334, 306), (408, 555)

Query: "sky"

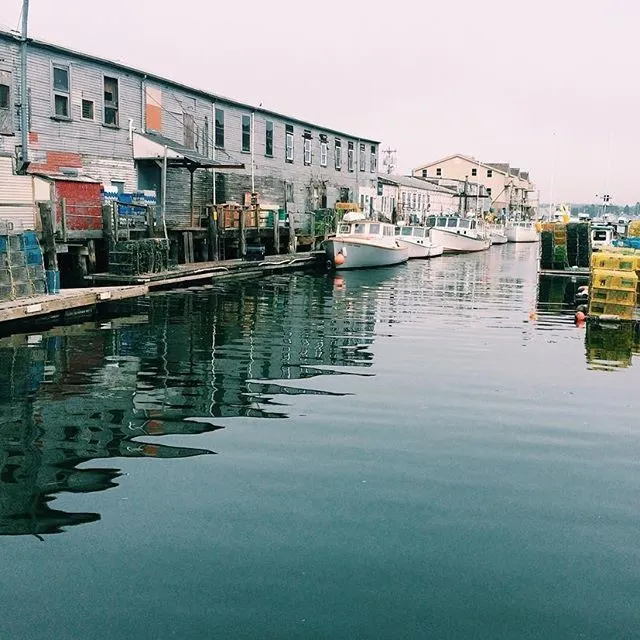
(0, 0), (636, 204)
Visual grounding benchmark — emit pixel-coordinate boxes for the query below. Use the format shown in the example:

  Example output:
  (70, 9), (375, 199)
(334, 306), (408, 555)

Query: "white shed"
(0, 154), (51, 232)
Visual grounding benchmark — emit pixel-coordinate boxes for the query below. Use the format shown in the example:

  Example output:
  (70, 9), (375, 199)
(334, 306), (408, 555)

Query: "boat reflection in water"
(0, 273), (385, 537)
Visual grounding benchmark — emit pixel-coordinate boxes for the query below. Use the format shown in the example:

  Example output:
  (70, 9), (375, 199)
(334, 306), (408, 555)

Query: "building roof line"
(0, 29), (380, 144)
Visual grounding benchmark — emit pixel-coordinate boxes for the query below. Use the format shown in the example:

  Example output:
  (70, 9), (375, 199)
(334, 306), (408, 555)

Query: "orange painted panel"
(146, 104), (162, 131)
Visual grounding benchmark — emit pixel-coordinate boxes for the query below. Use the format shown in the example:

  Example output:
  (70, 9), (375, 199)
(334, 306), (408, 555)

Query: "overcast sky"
(0, 0), (635, 204)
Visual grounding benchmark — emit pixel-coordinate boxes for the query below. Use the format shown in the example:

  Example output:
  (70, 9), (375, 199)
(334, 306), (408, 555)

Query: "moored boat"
(505, 220), (539, 243)
(324, 219), (409, 270)
(395, 225), (444, 259)
(425, 215), (491, 254)
(487, 223), (508, 245)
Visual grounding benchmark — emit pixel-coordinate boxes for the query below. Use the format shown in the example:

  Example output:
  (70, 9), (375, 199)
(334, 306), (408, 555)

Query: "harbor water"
(2, 243), (640, 639)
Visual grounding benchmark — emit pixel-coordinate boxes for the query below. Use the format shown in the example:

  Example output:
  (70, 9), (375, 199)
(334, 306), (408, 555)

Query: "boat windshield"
(338, 223), (351, 234)
(593, 229), (609, 240)
(401, 227), (413, 236)
(446, 218), (459, 228)
(459, 220), (471, 229)
(354, 223), (366, 234)
(369, 223), (380, 234)
(437, 217), (448, 227)
(426, 216), (437, 228)
(414, 228), (425, 237)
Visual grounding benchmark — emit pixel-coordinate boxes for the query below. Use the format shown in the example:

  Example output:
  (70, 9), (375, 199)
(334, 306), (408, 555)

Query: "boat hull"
(324, 239), (409, 270)
(506, 225), (539, 243)
(396, 238), (443, 259)
(490, 233), (508, 244)
(429, 228), (491, 254)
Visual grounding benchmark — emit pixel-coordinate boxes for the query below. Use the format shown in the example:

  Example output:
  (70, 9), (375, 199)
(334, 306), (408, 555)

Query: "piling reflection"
(0, 273), (382, 536)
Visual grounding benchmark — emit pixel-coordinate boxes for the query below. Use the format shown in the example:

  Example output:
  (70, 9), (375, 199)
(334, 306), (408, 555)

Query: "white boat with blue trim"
(425, 215), (491, 254)
(324, 220), (409, 270)
(394, 225), (444, 259)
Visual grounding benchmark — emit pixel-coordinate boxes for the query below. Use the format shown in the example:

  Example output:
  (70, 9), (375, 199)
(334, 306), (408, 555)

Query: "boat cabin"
(591, 225), (614, 250)
(336, 221), (395, 237)
(425, 216), (479, 236)
(395, 226), (427, 238)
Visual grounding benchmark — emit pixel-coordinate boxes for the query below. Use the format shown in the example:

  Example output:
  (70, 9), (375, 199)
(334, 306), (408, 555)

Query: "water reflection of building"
(0, 272), (384, 536)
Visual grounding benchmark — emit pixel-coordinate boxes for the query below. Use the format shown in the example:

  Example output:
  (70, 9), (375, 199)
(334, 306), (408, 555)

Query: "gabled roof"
(414, 154), (509, 176)
(486, 163), (510, 173)
(0, 29), (379, 144)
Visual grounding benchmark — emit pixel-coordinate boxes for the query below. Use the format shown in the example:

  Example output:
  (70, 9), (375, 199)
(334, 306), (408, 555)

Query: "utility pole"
(381, 146), (397, 175)
(19, 0), (30, 172)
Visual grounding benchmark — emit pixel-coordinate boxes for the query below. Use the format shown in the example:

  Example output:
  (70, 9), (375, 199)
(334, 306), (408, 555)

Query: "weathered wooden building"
(0, 29), (379, 253)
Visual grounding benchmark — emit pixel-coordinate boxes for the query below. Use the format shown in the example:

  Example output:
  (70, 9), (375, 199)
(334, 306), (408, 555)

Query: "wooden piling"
(38, 202), (58, 271)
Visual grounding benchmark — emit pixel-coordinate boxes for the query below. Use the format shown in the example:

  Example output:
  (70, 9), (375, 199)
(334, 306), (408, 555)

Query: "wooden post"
(39, 202), (58, 271)
(61, 198), (68, 242)
(86, 239), (96, 273)
(207, 205), (219, 262)
(288, 210), (296, 254)
(273, 209), (280, 254)
(239, 206), (246, 258)
(189, 168), (195, 227)
(112, 201), (119, 242)
(102, 204), (115, 249)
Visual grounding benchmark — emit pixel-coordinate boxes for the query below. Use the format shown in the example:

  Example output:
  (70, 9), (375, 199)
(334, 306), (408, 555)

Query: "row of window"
(215, 107), (377, 172)
(421, 167), (494, 178)
(52, 63), (120, 126)
(401, 191), (429, 210)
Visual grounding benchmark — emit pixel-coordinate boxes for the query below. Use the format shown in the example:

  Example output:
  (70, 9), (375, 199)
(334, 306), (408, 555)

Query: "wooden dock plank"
(0, 285), (148, 324)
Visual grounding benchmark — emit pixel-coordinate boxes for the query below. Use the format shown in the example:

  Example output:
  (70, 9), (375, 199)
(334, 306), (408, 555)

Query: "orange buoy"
(334, 252), (345, 266)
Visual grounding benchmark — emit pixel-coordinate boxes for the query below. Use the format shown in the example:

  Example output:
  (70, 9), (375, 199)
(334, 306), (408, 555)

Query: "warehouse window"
(0, 83), (9, 109)
(359, 143), (366, 171)
(487, 169), (493, 178)
(285, 124), (294, 163)
(81, 99), (94, 121)
(320, 135), (328, 167)
(242, 114), (251, 152)
(52, 64), (70, 118)
(436, 168), (442, 176)
(0, 70), (11, 135)
(103, 76), (119, 126)
(335, 138), (342, 170)
(370, 145), (377, 173)
(215, 108), (224, 148)
(471, 168), (477, 177)
(347, 141), (354, 172)
(303, 130), (312, 165)
(202, 115), (209, 156)
(265, 120), (273, 156)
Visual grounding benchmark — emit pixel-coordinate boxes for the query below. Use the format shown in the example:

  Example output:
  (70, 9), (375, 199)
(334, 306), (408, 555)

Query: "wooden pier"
(0, 284), (148, 327)
(88, 251), (325, 289)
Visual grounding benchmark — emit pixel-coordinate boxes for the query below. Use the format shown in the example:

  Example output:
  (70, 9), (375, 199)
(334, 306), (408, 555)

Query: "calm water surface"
(1, 244), (640, 639)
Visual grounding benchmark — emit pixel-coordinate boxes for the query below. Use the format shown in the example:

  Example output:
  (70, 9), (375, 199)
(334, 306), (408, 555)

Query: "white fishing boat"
(591, 224), (615, 251)
(395, 226), (444, 259)
(505, 220), (539, 243)
(487, 223), (508, 245)
(425, 215), (491, 254)
(324, 219), (409, 270)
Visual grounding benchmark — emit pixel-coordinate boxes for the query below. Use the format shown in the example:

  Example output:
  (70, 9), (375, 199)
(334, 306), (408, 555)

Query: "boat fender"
(575, 310), (586, 325)
(334, 252), (345, 266)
